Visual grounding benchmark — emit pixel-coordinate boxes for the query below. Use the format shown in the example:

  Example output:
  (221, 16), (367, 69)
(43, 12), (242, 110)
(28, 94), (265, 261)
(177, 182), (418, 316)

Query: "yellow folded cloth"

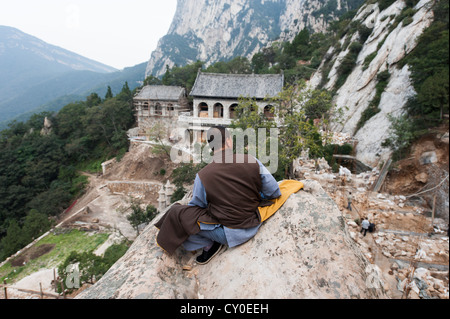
(259, 180), (304, 222)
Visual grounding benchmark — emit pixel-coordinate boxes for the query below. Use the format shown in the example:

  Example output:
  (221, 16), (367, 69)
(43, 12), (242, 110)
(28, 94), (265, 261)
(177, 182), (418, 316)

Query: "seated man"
(184, 126), (281, 264)
(155, 126), (281, 264)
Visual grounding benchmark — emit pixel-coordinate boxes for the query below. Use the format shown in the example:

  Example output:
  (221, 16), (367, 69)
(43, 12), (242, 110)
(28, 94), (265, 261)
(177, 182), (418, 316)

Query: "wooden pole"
(431, 195), (437, 230)
(39, 282), (43, 299)
(2, 286), (66, 299)
(60, 281), (66, 299)
(3, 279), (7, 299)
(53, 268), (57, 293)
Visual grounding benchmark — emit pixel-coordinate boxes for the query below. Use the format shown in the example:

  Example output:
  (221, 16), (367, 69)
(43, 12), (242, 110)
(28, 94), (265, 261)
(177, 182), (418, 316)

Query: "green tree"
(126, 199), (158, 235)
(0, 81), (138, 262)
(26, 182), (72, 216)
(232, 80), (327, 179)
(58, 242), (129, 292)
(116, 82), (132, 103)
(275, 88), (323, 177)
(83, 98), (134, 151)
(252, 46), (278, 73)
(0, 220), (26, 261)
(416, 69), (449, 120)
(105, 86), (113, 100)
(57, 251), (102, 290)
(171, 162), (207, 202)
(22, 209), (51, 241)
(54, 102), (86, 140)
(86, 93), (102, 108)
(285, 28), (311, 59)
(206, 57), (252, 74)
(303, 89), (333, 120)
(336, 42), (363, 89)
(162, 61), (204, 93)
(400, 0), (449, 124)
(102, 242), (129, 266)
(143, 75), (162, 86)
(382, 114), (417, 160)
(27, 112), (54, 131)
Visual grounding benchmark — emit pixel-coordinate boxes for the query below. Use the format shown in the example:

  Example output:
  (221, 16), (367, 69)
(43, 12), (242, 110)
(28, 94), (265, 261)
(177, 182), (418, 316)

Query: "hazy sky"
(0, 0), (178, 70)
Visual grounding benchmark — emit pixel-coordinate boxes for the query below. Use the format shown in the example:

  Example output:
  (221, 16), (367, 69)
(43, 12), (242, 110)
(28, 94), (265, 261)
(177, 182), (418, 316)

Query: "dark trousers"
(360, 228), (368, 236)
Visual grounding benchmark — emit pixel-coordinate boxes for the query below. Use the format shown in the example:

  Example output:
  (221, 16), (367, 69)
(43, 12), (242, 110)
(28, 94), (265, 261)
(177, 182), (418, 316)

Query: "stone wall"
(107, 181), (162, 201)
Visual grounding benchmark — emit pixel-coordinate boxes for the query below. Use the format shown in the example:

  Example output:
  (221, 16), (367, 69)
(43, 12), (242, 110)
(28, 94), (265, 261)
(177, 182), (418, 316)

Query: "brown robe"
(155, 152), (267, 254)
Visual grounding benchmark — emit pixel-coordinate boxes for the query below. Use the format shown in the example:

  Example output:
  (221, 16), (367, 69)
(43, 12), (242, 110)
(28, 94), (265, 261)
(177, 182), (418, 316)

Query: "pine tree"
(105, 86), (113, 100)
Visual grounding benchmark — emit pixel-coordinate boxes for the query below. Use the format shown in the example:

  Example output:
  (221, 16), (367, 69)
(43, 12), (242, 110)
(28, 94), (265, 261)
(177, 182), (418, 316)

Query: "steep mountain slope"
(309, 0), (436, 166)
(0, 26), (145, 127)
(2, 62), (147, 128)
(0, 26), (116, 78)
(0, 26), (116, 92)
(145, 0), (365, 77)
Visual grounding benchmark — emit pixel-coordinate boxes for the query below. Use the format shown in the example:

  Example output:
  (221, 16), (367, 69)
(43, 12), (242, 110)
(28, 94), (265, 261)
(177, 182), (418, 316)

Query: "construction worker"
(347, 192), (353, 211)
(361, 217), (370, 236)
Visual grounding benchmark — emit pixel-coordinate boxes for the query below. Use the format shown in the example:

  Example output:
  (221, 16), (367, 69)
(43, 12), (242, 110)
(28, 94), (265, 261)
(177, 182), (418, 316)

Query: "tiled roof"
(134, 85), (186, 101)
(190, 71), (284, 99)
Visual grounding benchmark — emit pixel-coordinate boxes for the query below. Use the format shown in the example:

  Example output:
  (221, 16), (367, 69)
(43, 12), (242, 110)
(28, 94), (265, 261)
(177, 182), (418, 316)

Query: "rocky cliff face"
(145, 0), (364, 77)
(310, 0), (435, 166)
(77, 180), (388, 299)
(144, 0), (438, 167)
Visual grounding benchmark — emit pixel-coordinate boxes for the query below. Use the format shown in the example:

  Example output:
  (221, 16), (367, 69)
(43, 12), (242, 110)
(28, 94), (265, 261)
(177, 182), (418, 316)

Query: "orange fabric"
(258, 180), (304, 222)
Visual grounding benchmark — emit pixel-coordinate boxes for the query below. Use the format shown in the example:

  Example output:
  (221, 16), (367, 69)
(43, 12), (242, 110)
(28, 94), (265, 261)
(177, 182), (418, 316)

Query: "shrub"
(355, 70), (391, 131)
(335, 42), (364, 89)
(378, 0), (397, 11)
(171, 186), (187, 203)
(57, 241), (129, 293)
(363, 51), (377, 70)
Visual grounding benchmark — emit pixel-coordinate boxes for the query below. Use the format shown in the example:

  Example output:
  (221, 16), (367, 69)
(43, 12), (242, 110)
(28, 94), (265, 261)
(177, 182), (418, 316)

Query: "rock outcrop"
(310, 0), (435, 166)
(77, 180), (388, 299)
(145, 0), (365, 77)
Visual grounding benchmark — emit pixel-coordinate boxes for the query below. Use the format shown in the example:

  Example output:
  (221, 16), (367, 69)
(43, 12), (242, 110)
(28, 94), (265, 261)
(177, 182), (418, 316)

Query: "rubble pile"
(321, 130), (352, 146)
(395, 266), (449, 299)
(295, 156), (449, 299)
(371, 232), (449, 263)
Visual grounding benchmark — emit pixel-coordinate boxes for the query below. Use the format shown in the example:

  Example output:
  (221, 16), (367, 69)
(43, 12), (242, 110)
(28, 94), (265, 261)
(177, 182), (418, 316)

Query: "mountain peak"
(0, 25), (117, 74)
(0, 25), (139, 126)
(145, 0), (365, 77)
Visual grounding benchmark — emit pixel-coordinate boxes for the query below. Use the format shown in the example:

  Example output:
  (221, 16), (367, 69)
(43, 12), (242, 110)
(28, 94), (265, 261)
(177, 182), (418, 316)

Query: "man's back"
(198, 152), (262, 229)
(362, 219), (370, 229)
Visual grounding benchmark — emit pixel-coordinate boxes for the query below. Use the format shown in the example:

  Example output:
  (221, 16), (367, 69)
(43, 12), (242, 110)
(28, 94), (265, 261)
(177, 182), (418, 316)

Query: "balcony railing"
(178, 112), (233, 126)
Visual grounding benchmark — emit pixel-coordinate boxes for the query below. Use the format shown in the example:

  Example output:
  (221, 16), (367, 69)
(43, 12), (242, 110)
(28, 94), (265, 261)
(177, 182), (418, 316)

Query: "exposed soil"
(10, 244), (55, 267)
(384, 124), (449, 220)
(103, 142), (177, 182)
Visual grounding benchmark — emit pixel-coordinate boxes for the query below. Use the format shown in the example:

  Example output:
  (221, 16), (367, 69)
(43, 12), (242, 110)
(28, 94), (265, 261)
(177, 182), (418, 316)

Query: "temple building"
(178, 70), (284, 143)
(133, 85), (189, 136)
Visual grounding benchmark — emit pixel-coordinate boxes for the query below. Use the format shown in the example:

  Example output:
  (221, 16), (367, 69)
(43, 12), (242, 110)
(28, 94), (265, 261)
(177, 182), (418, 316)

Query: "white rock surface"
(146, 0), (355, 77)
(77, 181), (388, 299)
(310, 0), (435, 167)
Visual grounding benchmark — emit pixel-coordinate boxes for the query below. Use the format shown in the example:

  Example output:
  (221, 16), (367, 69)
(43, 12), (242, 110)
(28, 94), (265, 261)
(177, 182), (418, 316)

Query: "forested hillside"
(0, 84), (135, 261)
(0, 0), (447, 264)
(0, 26), (147, 129)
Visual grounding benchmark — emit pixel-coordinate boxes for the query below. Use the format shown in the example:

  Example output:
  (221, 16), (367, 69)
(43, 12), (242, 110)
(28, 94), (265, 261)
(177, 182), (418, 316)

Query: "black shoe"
(196, 242), (223, 265)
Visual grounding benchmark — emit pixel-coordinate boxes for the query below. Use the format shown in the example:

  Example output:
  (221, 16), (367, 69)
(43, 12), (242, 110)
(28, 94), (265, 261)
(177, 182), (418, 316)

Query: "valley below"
(1, 128), (448, 299)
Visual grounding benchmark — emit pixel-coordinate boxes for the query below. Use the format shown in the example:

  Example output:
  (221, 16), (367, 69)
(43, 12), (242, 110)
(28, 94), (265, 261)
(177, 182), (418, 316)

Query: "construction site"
(299, 127), (449, 299)
(1, 124), (448, 299)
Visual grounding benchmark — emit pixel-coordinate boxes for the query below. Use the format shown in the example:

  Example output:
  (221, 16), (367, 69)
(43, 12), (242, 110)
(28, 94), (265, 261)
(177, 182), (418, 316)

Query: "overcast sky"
(0, 0), (178, 70)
